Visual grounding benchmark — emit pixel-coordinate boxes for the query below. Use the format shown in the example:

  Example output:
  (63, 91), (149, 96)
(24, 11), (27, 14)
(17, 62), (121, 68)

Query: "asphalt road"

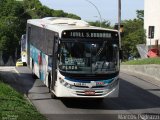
(0, 66), (160, 120)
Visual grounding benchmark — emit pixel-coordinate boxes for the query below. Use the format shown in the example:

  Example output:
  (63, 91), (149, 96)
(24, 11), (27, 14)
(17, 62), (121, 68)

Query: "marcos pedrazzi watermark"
(2, 114), (18, 120)
(118, 114), (160, 120)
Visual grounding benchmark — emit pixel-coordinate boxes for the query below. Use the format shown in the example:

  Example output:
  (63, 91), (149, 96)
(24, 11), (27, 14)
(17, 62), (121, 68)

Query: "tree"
(0, 0), (81, 64)
(89, 20), (111, 28)
(121, 10), (145, 60)
(22, 0), (81, 19)
(136, 10), (144, 20)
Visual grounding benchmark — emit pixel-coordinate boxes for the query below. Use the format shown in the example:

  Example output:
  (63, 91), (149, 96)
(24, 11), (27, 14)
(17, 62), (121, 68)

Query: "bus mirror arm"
(119, 49), (123, 60)
(47, 68), (52, 73)
(53, 34), (59, 53)
(54, 39), (59, 54)
(55, 44), (58, 54)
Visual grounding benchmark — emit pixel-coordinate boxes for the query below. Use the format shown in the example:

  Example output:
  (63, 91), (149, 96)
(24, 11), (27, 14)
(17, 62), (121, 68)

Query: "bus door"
(51, 35), (59, 90)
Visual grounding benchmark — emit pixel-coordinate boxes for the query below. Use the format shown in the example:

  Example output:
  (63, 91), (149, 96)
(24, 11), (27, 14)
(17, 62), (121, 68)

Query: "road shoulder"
(121, 69), (160, 87)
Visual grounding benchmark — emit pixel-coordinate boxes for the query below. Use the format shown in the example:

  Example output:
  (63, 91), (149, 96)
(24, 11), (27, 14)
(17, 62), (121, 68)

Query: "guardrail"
(0, 52), (16, 66)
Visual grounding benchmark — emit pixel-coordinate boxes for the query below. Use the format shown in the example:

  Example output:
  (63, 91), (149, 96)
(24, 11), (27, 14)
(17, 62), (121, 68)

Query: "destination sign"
(70, 32), (111, 38)
(62, 30), (118, 39)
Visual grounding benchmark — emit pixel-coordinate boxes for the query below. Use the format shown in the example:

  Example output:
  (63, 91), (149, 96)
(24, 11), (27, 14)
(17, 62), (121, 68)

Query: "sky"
(39, 0), (144, 24)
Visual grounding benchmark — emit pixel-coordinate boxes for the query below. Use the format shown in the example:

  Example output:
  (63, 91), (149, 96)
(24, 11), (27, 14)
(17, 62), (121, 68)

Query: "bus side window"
(47, 30), (54, 55)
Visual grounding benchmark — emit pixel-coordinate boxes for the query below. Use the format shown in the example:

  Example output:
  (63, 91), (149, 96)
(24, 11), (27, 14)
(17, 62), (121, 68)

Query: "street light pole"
(118, 0), (122, 48)
(85, 0), (102, 27)
(19, 8), (35, 17)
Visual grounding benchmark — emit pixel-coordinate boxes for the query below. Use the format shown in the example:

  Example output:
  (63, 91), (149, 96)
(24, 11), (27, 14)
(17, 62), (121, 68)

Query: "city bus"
(16, 34), (27, 67)
(21, 34), (27, 65)
(26, 17), (120, 99)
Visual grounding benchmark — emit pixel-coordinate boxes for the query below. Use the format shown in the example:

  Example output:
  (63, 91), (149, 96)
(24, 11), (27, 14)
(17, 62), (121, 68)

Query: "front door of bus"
(51, 35), (59, 90)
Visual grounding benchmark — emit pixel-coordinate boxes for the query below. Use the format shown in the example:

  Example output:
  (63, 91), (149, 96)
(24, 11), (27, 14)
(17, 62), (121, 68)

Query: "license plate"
(85, 90), (95, 95)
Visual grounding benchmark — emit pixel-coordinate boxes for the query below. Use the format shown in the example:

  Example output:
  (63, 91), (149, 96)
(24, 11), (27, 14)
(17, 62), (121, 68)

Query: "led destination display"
(62, 30), (118, 39)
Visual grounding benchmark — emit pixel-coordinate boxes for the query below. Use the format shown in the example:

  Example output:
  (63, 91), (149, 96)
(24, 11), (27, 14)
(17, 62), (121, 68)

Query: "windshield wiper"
(96, 41), (107, 57)
(95, 41), (107, 71)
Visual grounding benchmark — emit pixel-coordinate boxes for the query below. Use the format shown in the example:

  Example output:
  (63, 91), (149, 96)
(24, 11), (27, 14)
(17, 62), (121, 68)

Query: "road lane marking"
(14, 67), (21, 77)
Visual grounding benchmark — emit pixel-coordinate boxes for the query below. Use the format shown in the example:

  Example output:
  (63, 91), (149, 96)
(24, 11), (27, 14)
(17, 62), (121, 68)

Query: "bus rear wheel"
(32, 72), (37, 79)
(32, 61), (37, 79)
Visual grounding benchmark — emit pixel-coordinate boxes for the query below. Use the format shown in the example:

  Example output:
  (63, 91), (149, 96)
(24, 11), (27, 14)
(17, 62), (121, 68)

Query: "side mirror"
(54, 36), (59, 54)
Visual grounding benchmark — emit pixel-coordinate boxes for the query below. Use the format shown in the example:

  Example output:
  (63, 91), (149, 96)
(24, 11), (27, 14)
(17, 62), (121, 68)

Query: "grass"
(0, 79), (46, 120)
(121, 57), (160, 65)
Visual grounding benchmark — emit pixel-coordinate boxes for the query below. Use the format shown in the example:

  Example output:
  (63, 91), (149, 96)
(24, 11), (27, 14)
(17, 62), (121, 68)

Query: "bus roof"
(27, 17), (118, 37)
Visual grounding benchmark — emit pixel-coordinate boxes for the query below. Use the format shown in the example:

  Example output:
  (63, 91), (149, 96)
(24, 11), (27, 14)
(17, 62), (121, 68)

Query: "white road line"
(14, 67), (21, 77)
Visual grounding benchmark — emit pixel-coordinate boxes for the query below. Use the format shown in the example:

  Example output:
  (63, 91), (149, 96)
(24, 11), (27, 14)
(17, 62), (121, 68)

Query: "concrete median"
(121, 65), (160, 81)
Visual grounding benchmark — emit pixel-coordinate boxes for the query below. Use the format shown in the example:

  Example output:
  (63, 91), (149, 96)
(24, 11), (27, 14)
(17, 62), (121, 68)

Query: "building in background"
(144, 0), (160, 57)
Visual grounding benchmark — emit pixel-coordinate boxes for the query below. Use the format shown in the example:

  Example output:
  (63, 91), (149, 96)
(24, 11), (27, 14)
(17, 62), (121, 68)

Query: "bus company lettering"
(70, 32), (112, 38)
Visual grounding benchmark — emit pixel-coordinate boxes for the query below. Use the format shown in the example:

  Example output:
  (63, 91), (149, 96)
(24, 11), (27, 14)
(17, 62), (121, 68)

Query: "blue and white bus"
(26, 17), (120, 99)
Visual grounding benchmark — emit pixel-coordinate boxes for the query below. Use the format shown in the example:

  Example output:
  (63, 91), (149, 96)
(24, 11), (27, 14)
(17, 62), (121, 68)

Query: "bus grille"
(76, 91), (104, 96)
(74, 85), (105, 88)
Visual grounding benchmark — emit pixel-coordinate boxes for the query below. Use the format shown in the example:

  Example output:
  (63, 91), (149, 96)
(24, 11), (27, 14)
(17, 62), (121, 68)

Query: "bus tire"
(32, 61), (37, 79)
(48, 74), (51, 93)
(32, 72), (37, 79)
(51, 92), (57, 99)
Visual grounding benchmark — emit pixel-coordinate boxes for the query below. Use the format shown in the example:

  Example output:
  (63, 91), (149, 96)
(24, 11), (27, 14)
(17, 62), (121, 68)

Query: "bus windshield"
(59, 40), (119, 74)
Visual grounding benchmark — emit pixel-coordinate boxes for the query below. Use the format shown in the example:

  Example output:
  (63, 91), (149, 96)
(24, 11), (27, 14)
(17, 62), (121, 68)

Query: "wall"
(121, 65), (160, 81)
(144, 0), (160, 47)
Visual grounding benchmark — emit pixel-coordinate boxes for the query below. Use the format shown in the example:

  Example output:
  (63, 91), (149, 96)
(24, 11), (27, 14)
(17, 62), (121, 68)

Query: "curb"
(24, 94), (34, 106)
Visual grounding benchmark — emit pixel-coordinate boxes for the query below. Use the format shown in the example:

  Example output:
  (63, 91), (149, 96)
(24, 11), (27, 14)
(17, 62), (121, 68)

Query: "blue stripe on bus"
(64, 77), (114, 84)
(30, 44), (39, 64)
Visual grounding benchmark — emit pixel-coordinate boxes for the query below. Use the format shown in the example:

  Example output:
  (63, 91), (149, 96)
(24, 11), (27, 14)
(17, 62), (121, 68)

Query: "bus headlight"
(59, 77), (64, 83)
(59, 77), (73, 89)
(107, 77), (119, 89)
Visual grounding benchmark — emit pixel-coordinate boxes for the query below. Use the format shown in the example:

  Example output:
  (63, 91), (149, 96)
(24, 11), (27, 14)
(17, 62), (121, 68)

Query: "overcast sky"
(39, 0), (144, 24)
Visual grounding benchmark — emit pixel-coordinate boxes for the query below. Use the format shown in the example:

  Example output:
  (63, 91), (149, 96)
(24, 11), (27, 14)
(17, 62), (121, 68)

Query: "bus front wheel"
(51, 92), (57, 99)
(48, 74), (57, 99)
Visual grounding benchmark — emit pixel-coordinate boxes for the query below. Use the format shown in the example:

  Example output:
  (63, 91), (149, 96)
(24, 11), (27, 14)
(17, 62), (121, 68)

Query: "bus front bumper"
(54, 80), (119, 98)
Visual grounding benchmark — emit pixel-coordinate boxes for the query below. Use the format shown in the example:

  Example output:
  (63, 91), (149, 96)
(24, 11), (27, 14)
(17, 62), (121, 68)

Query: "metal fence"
(0, 51), (16, 66)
